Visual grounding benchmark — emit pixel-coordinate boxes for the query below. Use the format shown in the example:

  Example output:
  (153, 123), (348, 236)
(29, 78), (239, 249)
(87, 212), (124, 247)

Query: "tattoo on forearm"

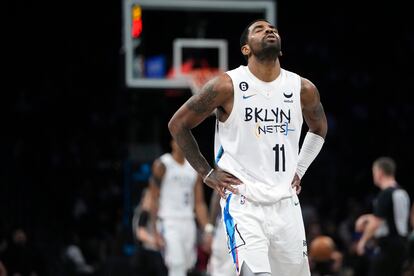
(175, 129), (211, 175)
(186, 81), (218, 114)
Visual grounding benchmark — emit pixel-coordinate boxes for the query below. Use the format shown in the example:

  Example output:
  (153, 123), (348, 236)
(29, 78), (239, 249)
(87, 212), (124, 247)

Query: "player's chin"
(263, 42), (280, 51)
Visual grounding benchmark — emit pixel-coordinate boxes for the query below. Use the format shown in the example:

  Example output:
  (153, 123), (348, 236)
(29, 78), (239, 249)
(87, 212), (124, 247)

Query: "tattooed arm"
(168, 74), (241, 197)
(300, 78), (328, 138)
(291, 78), (328, 193)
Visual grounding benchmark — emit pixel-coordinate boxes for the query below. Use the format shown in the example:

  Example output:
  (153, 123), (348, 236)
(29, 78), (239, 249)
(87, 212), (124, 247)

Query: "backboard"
(123, 0), (276, 89)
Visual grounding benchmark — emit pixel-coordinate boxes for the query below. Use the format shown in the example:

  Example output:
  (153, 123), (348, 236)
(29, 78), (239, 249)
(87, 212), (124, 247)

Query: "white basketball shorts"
(158, 218), (197, 270)
(220, 192), (310, 276)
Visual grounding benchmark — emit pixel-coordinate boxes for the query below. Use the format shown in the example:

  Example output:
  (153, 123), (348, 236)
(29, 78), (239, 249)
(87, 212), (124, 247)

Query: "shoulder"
(210, 73), (233, 95)
(152, 156), (167, 175)
(226, 65), (245, 77)
(300, 77), (318, 95)
(392, 187), (410, 201)
(281, 68), (300, 79)
(158, 153), (171, 164)
(300, 77), (320, 107)
(195, 72), (233, 98)
(194, 73), (234, 107)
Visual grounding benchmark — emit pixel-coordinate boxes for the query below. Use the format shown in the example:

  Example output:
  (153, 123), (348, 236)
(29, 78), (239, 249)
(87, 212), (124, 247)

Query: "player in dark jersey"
(355, 157), (410, 276)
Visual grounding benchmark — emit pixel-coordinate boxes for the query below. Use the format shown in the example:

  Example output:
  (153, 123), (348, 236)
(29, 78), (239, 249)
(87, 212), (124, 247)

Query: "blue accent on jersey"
(215, 146), (224, 164)
(284, 122), (296, 136)
(223, 194), (238, 269)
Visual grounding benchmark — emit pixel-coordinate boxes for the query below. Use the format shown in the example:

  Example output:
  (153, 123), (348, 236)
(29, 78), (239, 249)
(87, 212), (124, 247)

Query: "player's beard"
(251, 40), (281, 61)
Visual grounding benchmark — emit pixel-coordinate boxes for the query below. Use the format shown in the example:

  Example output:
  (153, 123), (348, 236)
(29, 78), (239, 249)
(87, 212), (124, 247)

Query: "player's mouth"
(265, 34), (277, 41)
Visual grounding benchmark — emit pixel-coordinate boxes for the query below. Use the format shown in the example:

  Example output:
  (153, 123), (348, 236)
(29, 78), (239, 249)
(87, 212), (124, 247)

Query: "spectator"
(62, 232), (95, 275)
(1, 228), (43, 276)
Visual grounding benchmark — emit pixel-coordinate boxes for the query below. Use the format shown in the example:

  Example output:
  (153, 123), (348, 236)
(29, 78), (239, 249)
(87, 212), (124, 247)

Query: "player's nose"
(264, 28), (276, 36)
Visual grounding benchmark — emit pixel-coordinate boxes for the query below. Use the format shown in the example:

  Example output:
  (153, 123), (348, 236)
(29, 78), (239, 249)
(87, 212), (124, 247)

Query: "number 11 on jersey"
(273, 144), (286, 172)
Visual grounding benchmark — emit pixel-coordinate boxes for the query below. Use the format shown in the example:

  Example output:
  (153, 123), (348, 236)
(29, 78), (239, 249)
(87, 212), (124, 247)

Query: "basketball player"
(355, 157), (410, 276)
(151, 138), (212, 276)
(168, 19), (328, 276)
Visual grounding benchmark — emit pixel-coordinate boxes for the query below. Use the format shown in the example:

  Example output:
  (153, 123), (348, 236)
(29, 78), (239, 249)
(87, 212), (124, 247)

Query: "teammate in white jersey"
(168, 19), (328, 276)
(150, 138), (212, 276)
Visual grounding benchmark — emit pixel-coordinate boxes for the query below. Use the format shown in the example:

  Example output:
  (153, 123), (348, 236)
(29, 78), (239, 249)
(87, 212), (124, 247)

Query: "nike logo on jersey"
(242, 94), (256, 99)
(283, 92), (293, 98)
(294, 201), (299, 206)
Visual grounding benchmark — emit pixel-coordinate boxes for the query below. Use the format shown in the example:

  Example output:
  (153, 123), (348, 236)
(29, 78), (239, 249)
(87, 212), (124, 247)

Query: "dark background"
(2, 0), (413, 274)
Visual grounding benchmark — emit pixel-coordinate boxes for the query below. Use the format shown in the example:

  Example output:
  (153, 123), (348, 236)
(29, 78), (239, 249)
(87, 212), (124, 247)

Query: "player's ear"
(241, 44), (250, 56)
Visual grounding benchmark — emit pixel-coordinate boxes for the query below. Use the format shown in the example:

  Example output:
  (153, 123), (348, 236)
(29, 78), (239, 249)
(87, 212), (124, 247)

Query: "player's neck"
(380, 177), (397, 189)
(172, 151), (185, 165)
(248, 58), (281, 82)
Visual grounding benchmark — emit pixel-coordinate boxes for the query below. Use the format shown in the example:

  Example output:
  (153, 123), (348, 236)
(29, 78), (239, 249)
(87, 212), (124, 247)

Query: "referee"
(355, 157), (410, 276)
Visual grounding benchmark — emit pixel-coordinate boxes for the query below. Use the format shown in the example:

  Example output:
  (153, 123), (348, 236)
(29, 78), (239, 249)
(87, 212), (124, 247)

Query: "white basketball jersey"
(158, 153), (198, 219)
(215, 65), (303, 203)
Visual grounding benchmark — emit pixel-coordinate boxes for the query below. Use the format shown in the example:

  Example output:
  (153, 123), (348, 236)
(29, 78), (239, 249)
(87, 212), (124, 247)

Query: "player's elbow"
(314, 118), (328, 139)
(168, 117), (180, 137)
(318, 124), (328, 139)
(168, 113), (193, 137)
(310, 124), (327, 139)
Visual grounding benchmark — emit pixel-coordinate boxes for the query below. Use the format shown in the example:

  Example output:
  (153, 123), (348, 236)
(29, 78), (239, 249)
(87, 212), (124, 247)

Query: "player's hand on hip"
(291, 173), (302, 194)
(204, 168), (241, 198)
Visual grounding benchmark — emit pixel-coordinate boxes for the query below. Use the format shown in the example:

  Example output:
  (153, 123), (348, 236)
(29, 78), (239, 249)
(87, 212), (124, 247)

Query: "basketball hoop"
(187, 68), (222, 95)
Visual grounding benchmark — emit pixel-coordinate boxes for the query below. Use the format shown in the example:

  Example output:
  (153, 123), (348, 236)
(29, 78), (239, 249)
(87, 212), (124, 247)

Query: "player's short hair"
(239, 19), (270, 48)
(373, 157), (396, 176)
